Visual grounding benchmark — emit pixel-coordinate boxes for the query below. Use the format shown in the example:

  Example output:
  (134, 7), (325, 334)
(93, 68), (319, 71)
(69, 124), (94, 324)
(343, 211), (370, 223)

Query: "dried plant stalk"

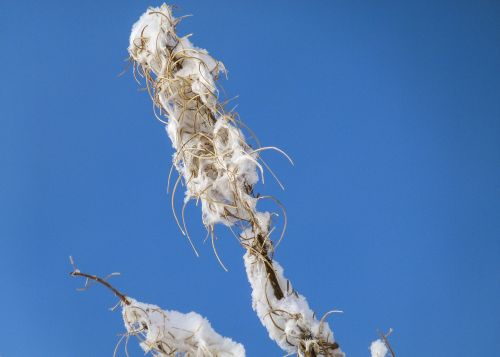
(128, 4), (344, 356)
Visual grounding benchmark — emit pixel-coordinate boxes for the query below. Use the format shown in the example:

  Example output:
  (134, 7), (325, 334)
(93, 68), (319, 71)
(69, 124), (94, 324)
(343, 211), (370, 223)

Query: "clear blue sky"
(1, 0), (499, 356)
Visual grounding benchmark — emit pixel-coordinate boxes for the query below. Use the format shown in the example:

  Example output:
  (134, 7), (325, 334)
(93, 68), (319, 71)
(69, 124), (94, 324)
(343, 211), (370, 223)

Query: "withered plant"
(71, 4), (395, 357)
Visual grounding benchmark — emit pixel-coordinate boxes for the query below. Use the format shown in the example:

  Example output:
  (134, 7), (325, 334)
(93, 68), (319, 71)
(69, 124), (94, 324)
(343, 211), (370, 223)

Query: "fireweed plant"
(71, 4), (394, 357)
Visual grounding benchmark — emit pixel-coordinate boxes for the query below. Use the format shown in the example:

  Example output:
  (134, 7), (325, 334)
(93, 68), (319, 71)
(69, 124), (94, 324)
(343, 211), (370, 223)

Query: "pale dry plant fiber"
(69, 257), (245, 357)
(128, 4), (344, 357)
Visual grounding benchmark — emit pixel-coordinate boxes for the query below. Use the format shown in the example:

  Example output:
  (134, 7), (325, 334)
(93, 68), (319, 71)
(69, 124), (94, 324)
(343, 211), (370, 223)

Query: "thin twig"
(378, 328), (396, 357)
(69, 257), (129, 305)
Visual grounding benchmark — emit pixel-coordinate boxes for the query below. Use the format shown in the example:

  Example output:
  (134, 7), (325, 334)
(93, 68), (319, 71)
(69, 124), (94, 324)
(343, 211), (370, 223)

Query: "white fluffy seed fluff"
(123, 298), (245, 356)
(244, 251), (344, 357)
(129, 4), (258, 232)
(369, 339), (388, 357)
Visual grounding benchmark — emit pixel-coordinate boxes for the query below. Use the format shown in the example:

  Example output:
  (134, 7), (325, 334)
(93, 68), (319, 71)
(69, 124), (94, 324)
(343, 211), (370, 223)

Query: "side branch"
(70, 270), (130, 305)
(378, 329), (396, 357)
(69, 260), (245, 356)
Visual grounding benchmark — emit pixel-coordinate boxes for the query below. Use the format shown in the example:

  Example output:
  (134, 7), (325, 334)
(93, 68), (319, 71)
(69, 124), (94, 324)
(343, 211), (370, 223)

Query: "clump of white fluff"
(123, 298), (245, 357)
(370, 339), (388, 357)
(129, 4), (177, 73)
(129, 4), (256, 231)
(244, 248), (344, 357)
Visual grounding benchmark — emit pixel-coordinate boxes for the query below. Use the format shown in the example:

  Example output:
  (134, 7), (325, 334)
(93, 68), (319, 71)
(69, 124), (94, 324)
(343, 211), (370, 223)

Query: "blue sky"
(1, 0), (499, 356)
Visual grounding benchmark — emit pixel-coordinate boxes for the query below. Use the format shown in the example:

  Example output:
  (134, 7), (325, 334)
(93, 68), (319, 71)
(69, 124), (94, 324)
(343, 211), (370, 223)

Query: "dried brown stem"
(378, 329), (396, 357)
(70, 270), (130, 305)
(254, 233), (284, 300)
